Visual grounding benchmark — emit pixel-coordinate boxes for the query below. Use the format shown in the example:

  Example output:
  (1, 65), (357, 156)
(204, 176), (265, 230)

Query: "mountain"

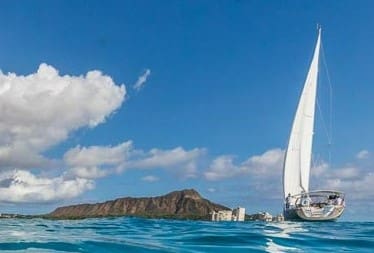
(47, 189), (230, 220)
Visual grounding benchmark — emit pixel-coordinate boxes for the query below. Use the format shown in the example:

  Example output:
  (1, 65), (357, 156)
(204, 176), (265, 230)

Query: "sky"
(0, 0), (372, 221)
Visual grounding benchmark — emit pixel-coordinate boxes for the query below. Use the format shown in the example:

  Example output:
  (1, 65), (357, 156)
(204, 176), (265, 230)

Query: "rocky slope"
(47, 189), (229, 220)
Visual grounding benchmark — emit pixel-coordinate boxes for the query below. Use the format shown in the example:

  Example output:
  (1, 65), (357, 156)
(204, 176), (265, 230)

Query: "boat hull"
(283, 208), (302, 221)
(284, 205), (345, 221)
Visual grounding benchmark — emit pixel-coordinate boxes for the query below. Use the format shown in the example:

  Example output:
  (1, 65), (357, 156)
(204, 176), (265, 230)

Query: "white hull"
(284, 190), (345, 221)
(284, 205), (345, 221)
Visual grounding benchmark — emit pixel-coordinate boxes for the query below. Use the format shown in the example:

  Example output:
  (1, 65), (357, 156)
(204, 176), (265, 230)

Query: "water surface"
(0, 218), (372, 252)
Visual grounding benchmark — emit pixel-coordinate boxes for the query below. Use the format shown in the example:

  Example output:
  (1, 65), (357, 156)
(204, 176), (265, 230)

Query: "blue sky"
(0, 1), (372, 221)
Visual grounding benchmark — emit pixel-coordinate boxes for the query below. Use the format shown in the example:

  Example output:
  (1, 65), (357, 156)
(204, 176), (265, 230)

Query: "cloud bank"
(64, 142), (205, 180)
(0, 170), (94, 203)
(204, 149), (284, 181)
(204, 148), (373, 204)
(0, 63), (125, 202)
(311, 150), (374, 201)
(0, 63), (126, 170)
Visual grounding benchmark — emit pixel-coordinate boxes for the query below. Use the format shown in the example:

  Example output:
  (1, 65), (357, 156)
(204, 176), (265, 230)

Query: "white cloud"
(310, 162), (328, 177)
(203, 147), (373, 202)
(241, 148), (284, 176)
(0, 170), (94, 203)
(141, 175), (159, 182)
(0, 145), (56, 169)
(207, 188), (216, 193)
(0, 63), (126, 203)
(64, 142), (132, 167)
(305, 151), (374, 201)
(0, 63), (203, 204)
(0, 63), (126, 170)
(68, 166), (108, 179)
(133, 69), (151, 91)
(356, 150), (369, 160)
(64, 141), (134, 179)
(330, 167), (360, 180)
(323, 172), (374, 200)
(63, 142), (205, 180)
(204, 155), (239, 181)
(126, 147), (206, 178)
(311, 163), (374, 200)
(204, 149), (284, 181)
(0, 140), (205, 203)
(290, 149), (372, 202)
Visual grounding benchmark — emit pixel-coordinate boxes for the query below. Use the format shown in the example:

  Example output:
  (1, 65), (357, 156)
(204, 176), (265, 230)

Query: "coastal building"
(211, 210), (233, 221)
(246, 211), (273, 222)
(211, 207), (246, 222)
(260, 212), (273, 222)
(232, 207), (245, 221)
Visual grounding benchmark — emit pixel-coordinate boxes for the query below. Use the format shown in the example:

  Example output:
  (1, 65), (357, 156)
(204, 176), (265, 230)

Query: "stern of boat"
(284, 190), (345, 221)
(296, 204), (345, 221)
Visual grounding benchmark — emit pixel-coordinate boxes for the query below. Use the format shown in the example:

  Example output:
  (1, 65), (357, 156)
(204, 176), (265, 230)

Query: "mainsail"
(283, 28), (321, 198)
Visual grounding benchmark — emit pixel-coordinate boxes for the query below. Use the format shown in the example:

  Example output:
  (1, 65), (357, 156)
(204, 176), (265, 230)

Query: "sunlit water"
(0, 218), (372, 252)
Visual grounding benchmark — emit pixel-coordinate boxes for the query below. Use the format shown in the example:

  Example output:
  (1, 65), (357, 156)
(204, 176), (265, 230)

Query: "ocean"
(0, 217), (372, 252)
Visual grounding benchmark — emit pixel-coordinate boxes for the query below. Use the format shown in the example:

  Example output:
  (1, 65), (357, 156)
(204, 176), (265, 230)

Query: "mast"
(283, 28), (321, 198)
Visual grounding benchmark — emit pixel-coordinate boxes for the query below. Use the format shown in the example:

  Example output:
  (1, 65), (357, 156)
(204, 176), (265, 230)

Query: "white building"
(211, 207), (246, 222)
(232, 207), (246, 221)
(260, 212), (273, 222)
(211, 210), (233, 221)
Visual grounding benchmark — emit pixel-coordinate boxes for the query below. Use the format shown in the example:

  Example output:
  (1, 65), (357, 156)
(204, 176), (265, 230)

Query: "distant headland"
(46, 189), (230, 220)
(0, 189), (283, 221)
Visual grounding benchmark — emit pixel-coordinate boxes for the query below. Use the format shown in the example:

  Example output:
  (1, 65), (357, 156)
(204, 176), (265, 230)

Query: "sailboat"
(282, 27), (345, 221)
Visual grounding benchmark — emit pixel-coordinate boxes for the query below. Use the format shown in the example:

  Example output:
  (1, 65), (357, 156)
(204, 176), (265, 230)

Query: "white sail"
(283, 29), (321, 198)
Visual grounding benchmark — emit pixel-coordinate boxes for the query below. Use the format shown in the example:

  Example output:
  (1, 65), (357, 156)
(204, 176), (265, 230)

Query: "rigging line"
(320, 39), (334, 166)
(316, 97), (331, 144)
(316, 90), (332, 167)
(320, 40), (333, 145)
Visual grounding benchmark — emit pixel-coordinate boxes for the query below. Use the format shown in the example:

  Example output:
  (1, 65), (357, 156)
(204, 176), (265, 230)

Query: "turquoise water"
(0, 218), (372, 252)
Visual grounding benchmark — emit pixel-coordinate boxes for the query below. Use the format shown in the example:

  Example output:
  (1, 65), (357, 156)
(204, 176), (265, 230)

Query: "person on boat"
(285, 193), (292, 208)
(327, 195), (334, 205)
(327, 194), (336, 204)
